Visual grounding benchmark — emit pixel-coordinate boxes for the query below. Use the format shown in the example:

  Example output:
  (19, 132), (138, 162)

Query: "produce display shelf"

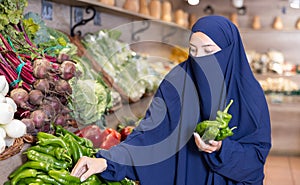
(105, 95), (153, 129)
(49, 0), (187, 30)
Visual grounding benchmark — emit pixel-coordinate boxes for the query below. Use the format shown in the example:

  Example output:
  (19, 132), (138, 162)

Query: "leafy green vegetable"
(69, 79), (112, 127)
(0, 0), (28, 31)
(23, 12), (69, 57)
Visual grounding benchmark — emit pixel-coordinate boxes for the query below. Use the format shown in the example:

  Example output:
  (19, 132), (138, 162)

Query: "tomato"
(120, 126), (134, 141)
(99, 128), (121, 150)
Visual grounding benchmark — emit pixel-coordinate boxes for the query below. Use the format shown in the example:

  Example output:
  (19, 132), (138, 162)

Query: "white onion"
(4, 137), (15, 147)
(5, 97), (17, 113)
(0, 127), (6, 138)
(0, 94), (6, 103)
(0, 137), (5, 154)
(3, 119), (26, 138)
(0, 103), (15, 125)
(0, 75), (9, 96)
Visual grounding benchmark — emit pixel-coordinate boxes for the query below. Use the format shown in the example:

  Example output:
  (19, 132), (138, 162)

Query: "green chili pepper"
(63, 133), (83, 163)
(55, 125), (94, 148)
(195, 99), (237, 141)
(25, 150), (70, 169)
(9, 161), (52, 179)
(195, 120), (220, 136)
(216, 99), (234, 129)
(18, 177), (45, 184)
(215, 126), (237, 141)
(37, 132), (58, 140)
(81, 146), (98, 157)
(54, 147), (73, 164)
(81, 174), (102, 185)
(26, 145), (56, 156)
(201, 126), (220, 142)
(3, 181), (11, 185)
(37, 137), (70, 151)
(37, 174), (62, 185)
(48, 169), (81, 184)
(11, 169), (41, 185)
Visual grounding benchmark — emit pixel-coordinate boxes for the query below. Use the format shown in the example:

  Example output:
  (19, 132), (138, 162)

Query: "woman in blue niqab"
(71, 15), (272, 185)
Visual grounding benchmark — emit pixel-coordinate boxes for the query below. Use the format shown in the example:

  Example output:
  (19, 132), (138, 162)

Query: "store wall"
(25, 0), (300, 64)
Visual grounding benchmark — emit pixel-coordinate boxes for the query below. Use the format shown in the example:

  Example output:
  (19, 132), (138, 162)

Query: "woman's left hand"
(193, 132), (222, 153)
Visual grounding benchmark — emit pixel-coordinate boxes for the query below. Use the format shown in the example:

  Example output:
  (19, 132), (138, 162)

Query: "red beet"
(30, 109), (47, 129)
(21, 118), (36, 135)
(54, 114), (67, 126)
(59, 60), (76, 80)
(43, 96), (62, 112)
(33, 79), (50, 93)
(10, 88), (29, 108)
(33, 64), (49, 79)
(55, 79), (72, 95)
(28, 89), (44, 105)
(39, 104), (55, 120)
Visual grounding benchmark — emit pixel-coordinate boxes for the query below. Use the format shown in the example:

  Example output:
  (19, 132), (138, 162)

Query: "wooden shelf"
(49, 0), (188, 30)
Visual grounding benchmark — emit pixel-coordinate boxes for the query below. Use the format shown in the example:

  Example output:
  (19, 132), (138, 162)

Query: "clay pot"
(149, 0), (162, 19)
(139, 0), (149, 15)
(161, 1), (172, 22)
(189, 13), (197, 29)
(296, 18), (300, 30)
(230, 13), (239, 27)
(123, 0), (139, 12)
(99, 0), (115, 6)
(272, 16), (283, 30)
(175, 9), (185, 27)
(252, 15), (261, 30)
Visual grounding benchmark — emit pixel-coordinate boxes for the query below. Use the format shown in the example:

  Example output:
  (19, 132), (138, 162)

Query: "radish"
(0, 103), (15, 124)
(59, 60), (76, 80)
(3, 119), (26, 138)
(29, 89), (44, 105)
(0, 75), (9, 96)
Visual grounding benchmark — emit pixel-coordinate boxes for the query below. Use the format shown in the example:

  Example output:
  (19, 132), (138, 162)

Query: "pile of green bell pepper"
(5, 125), (136, 185)
(195, 99), (237, 142)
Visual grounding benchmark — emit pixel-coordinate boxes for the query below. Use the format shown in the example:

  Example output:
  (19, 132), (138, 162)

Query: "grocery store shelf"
(105, 95), (153, 129)
(49, 0), (187, 30)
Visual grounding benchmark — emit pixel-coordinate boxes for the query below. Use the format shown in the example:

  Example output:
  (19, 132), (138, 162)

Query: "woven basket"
(0, 134), (35, 161)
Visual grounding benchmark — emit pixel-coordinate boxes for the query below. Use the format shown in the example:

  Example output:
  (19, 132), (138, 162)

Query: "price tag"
(41, 0), (53, 20)
(74, 7), (83, 23)
(94, 11), (101, 26)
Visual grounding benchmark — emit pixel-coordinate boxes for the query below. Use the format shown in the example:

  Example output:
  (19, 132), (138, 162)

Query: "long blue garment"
(96, 15), (272, 185)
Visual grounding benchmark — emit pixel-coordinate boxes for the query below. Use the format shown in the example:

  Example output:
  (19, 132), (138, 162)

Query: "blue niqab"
(97, 15), (271, 185)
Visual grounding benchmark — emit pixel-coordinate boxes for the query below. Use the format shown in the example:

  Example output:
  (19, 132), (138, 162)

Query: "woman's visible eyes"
(204, 47), (214, 54)
(189, 46), (197, 56)
(204, 46), (219, 54)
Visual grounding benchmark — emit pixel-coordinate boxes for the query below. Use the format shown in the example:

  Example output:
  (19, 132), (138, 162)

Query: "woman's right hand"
(193, 132), (222, 153)
(71, 156), (107, 182)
